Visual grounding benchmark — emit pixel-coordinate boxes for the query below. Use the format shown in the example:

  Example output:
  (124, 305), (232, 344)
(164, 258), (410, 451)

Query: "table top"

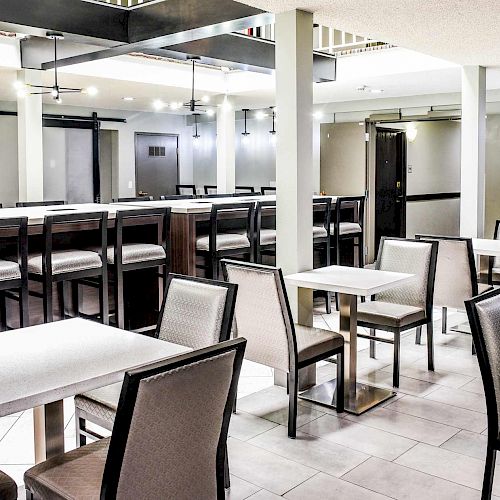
(0, 318), (189, 417)
(284, 265), (414, 296)
(473, 238), (500, 257)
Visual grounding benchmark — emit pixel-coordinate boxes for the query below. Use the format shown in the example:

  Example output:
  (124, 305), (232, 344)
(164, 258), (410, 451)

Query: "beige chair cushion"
(329, 222), (362, 236)
(295, 324), (343, 363)
(313, 225), (328, 238)
(0, 470), (17, 500)
(260, 228), (277, 245)
(24, 437), (109, 500)
(28, 250), (102, 275)
(107, 243), (166, 265)
(357, 301), (426, 328)
(0, 260), (20, 281)
(75, 382), (122, 429)
(196, 232), (250, 251)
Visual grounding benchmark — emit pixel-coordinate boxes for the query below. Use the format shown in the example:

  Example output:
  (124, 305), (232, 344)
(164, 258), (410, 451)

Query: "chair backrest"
(16, 200), (65, 207)
(0, 217), (28, 287)
(156, 274), (237, 349)
(176, 184), (196, 196)
(332, 195), (365, 230)
(113, 196), (154, 203)
(234, 192), (261, 197)
(160, 194), (195, 200)
(313, 197), (332, 234)
(204, 185), (217, 195)
(101, 338), (246, 500)
(200, 193), (234, 199)
(416, 235), (477, 309)
(466, 288), (500, 443)
(255, 200), (276, 239)
(261, 186), (276, 195)
(489, 220), (500, 281)
(235, 186), (255, 194)
(374, 237), (438, 317)
(222, 259), (296, 372)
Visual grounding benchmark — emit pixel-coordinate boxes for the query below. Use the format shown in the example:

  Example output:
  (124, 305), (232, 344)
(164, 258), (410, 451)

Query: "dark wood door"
(375, 128), (406, 253)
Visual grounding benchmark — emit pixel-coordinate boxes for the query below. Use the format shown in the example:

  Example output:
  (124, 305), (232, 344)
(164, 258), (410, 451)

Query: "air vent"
(149, 146), (166, 157)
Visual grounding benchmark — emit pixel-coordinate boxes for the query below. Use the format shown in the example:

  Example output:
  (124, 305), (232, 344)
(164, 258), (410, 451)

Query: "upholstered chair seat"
(196, 232), (250, 251)
(357, 301), (426, 328)
(259, 228), (277, 245)
(106, 243), (166, 265)
(329, 222), (362, 236)
(75, 384), (120, 427)
(0, 470), (17, 500)
(25, 437), (109, 500)
(28, 250), (102, 275)
(295, 324), (344, 362)
(312, 225), (328, 238)
(0, 260), (21, 281)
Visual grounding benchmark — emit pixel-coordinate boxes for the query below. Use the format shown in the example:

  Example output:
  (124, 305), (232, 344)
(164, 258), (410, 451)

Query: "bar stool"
(16, 200), (65, 207)
(108, 208), (170, 330)
(112, 196), (153, 202)
(27, 212), (109, 324)
(0, 217), (29, 330)
(204, 185), (217, 195)
(196, 202), (255, 279)
(176, 184), (196, 196)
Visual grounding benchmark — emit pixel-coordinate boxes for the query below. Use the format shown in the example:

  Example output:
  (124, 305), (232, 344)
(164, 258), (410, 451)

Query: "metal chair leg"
(369, 328), (376, 358)
(393, 330), (401, 388)
(482, 446), (497, 500)
(427, 321), (435, 371)
(336, 351), (345, 413)
(287, 370), (298, 438)
(224, 445), (230, 489)
(415, 326), (422, 345)
(442, 306), (447, 334)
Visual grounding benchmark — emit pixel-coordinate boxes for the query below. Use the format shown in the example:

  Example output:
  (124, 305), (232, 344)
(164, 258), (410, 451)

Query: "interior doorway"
(135, 133), (179, 199)
(375, 128), (407, 253)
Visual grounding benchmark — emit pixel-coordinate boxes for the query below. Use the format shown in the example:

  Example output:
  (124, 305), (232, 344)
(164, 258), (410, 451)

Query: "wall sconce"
(406, 123), (418, 143)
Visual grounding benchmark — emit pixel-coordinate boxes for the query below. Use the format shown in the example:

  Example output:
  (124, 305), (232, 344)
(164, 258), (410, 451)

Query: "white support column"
(17, 69), (44, 203)
(313, 119), (321, 194)
(275, 9), (314, 324)
(460, 66), (486, 238)
(216, 95), (236, 194)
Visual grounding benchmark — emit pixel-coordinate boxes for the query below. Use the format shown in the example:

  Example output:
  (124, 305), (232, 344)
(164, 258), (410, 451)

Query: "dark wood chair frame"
(204, 185), (218, 195)
(465, 287), (500, 500)
(112, 196), (154, 203)
(234, 192), (261, 197)
(16, 200), (65, 207)
(221, 259), (344, 438)
(234, 186), (255, 194)
(254, 200), (277, 264)
(176, 184), (196, 196)
(200, 193), (234, 199)
(488, 219), (500, 285)
(357, 237), (438, 387)
(197, 202), (255, 279)
(0, 217), (29, 330)
(261, 186), (276, 195)
(160, 194), (196, 200)
(110, 208), (171, 330)
(28, 212), (109, 324)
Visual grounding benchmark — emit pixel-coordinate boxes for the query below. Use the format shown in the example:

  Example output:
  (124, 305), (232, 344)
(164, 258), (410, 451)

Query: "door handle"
(138, 190), (149, 197)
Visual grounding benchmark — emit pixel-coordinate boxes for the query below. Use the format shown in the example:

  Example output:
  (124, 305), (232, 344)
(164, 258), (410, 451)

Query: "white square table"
(0, 318), (189, 463)
(285, 265), (413, 415)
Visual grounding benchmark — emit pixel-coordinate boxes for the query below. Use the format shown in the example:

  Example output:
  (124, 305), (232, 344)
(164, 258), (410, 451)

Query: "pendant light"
(269, 106), (277, 144)
(193, 113), (201, 140)
(241, 108), (250, 144)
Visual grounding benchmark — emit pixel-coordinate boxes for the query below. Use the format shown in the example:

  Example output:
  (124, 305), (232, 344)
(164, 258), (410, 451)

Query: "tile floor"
(1, 306), (496, 499)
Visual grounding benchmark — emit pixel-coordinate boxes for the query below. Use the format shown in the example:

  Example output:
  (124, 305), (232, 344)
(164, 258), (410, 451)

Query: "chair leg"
(335, 293), (339, 311)
(25, 490), (34, 500)
(114, 269), (124, 329)
(358, 233), (364, 268)
(336, 351), (345, 413)
(57, 282), (66, 319)
(472, 339), (477, 356)
(442, 306), (447, 334)
(224, 445), (230, 489)
(43, 278), (53, 323)
(0, 292), (6, 332)
(75, 409), (86, 447)
(393, 331), (401, 388)
(100, 271), (109, 326)
(211, 255), (219, 280)
(369, 328), (376, 358)
(20, 282), (29, 328)
(415, 326), (422, 345)
(427, 321), (435, 371)
(287, 370), (298, 439)
(71, 281), (80, 318)
(482, 447), (497, 500)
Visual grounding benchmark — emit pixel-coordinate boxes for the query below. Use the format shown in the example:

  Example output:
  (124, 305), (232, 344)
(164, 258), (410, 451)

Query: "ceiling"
(236, 0), (500, 66)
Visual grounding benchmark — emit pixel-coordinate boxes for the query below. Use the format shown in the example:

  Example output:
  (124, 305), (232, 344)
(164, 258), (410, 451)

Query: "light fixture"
(241, 108), (250, 144)
(269, 106), (277, 144)
(206, 108), (215, 117)
(84, 86), (98, 96)
(406, 123), (418, 143)
(255, 110), (267, 120)
(313, 110), (324, 120)
(221, 66), (231, 73)
(122, 96), (135, 101)
(193, 113), (201, 140)
(356, 85), (384, 94)
(153, 99), (165, 111)
(170, 101), (180, 110)
(201, 95), (210, 103)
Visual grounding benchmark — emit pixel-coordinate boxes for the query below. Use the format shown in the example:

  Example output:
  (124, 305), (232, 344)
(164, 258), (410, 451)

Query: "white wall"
(485, 115), (500, 238)
(0, 115), (19, 207)
(43, 128), (66, 202)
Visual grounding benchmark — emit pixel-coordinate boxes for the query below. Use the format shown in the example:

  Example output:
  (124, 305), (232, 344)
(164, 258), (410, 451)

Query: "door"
(135, 133), (179, 199)
(375, 128), (407, 253)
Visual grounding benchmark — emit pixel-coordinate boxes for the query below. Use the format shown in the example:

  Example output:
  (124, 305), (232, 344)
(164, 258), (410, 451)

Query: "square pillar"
(460, 66), (486, 238)
(216, 96), (236, 194)
(275, 9), (314, 324)
(17, 69), (44, 202)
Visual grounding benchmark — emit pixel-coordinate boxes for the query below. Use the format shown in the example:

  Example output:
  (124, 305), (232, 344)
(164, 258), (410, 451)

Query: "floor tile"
(344, 406), (460, 446)
(246, 490), (283, 500)
(229, 411), (279, 442)
(344, 456), (482, 500)
(440, 429), (488, 460)
(460, 378), (485, 395)
(226, 475), (261, 500)
(0, 411), (35, 464)
(284, 472), (390, 499)
(0, 416), (19, 442)
(249, 424), (369, 477)
(385, 395), (487, 433)
(424, 386), (486, 413)
(227, 438), (317, 495)
(299, 413), (417, 461)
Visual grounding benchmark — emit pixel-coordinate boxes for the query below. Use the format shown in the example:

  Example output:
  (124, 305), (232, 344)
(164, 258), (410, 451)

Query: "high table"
(284, 265), (413, 415)
(0, 318), (189, 463)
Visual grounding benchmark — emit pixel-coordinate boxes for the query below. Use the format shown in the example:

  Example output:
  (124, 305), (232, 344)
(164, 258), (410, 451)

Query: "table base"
(34, 401), (65, 463)
(450, 322), (471, 334)
(299, 379), (396, 415)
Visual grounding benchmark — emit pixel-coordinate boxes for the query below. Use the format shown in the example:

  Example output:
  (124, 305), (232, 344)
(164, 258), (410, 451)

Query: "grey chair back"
(101, 338), (246, 500)
(176, 184), (196, 196)
(156, 274), (237, 349)
(416, 235), (477, 309)
(221, 260), (296, 372)
(374, 237), (438, 316)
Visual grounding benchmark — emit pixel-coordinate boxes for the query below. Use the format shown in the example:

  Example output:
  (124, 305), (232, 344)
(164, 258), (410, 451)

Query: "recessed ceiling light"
(356, 84), (384, 94)
(206, 109), (215, 117)
(370, 88), (384, 94)
(123, 96), (135, 101)
(153, 99), (165, 111)
(221, 66), (231, 73)
(313, 110), (324, 120)
(201, 95), (210, 103)
(85, 86), (98, 96)
(255, 110), (267, 120)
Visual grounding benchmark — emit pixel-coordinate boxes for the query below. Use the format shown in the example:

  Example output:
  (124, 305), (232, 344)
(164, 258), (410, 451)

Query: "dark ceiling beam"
(41, 0), (273, 69)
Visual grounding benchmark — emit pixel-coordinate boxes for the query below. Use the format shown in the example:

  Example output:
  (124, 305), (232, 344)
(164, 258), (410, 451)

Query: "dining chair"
(261, 186), (276, 195)
(356, 237), (438, 387)
(200, 193), (234, 199)
(112, 196), (154, 202)
(16, 200), (65, 207)
(204, 185), (218, 195)
(222, 259), (344, 438)
(28, 212), (109, 324)
(196, 202), (255, 279)
(235, 186), (255, 194)
(74, 273), (237, 445)
(488, 219), (500, 285)
(465, 288), (500, 500)
(0, 470), (16, 500)
(160, 194), (196, 200)
(416, 235), (492, 337)
(0, 217), (29, 330)
(255, 200), (277, 264)
(176, 184), (196, 196)
(26, 338), (246, 500)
